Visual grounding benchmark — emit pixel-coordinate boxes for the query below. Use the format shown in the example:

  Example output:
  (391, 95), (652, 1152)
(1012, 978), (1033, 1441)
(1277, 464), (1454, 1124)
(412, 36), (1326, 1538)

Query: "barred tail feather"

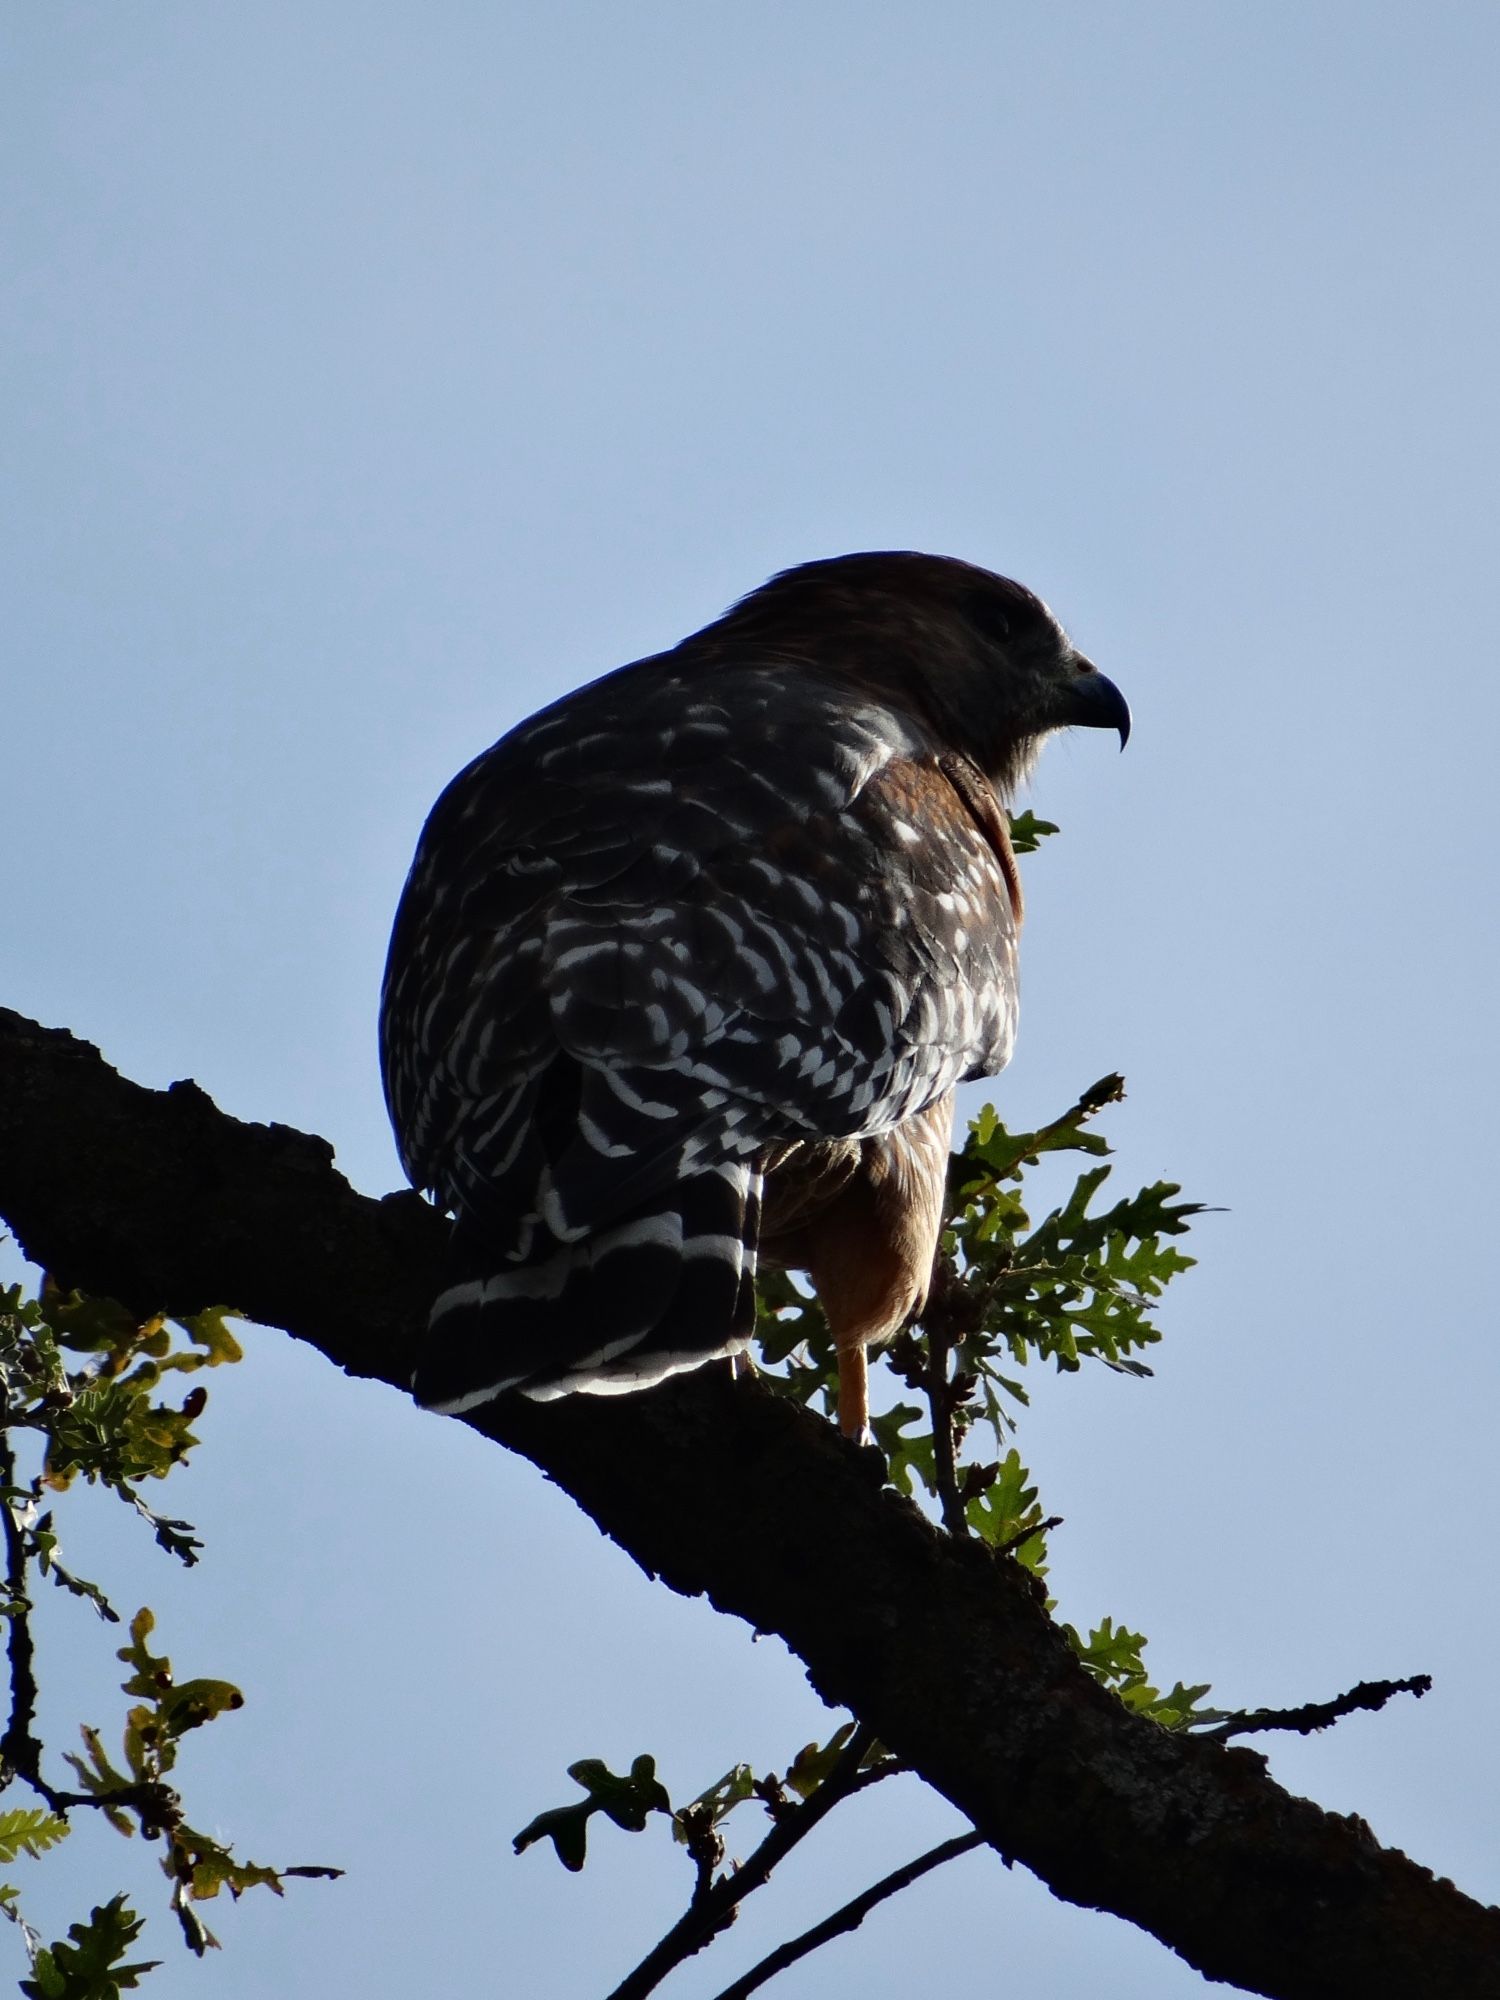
(413, 1163), (760, 1415)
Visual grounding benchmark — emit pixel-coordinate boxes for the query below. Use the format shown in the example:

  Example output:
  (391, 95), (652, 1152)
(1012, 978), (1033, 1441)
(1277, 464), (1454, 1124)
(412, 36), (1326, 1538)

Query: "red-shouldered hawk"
(380, 552), (1128, 1440)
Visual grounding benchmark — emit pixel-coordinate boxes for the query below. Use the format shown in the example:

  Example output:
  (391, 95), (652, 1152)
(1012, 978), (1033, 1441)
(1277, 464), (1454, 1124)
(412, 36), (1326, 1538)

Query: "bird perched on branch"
(381, 552), (1128, 1439)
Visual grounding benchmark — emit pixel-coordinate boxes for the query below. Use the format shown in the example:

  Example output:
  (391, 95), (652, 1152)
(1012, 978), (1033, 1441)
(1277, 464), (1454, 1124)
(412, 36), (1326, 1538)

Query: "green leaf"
(116, 1608), (168, 1700)
(17, 1952), (66, 2000)
(26, 1286), (239, 1498)
(173, 1823), (332, 1902)
(33, 1515), (123, 1622)
(159, 1678), (244, 1738)
(954, 1076), (1123, 1190)
(871, 1403), (933, 1499)
(63, 1724), (135, 1826)
(0, 1811), (70, 1866)
(964, 1449), (1048, 1567)
(167, 1309), (245, 1372)
(753, 1267), (838, 1412)
(940, 1090), (1206, 1413)
(43, 1378), (206, 1493)
(169, 1889), (218, 1958)
(783, 1724), (856, 1800)
(515, 1756), (673, 1872)
(40, 1288), (156, 1367)
(513, 1801), (593, 1872)
(1006, 810), (1060, 854)
(19, 1897), (159, 1999)
(568, 1755), (671, 1832)
(1062, 1618), (1215, 1730)
(671, 1763), (757, 1841)
(163, 1824), (340, 1958)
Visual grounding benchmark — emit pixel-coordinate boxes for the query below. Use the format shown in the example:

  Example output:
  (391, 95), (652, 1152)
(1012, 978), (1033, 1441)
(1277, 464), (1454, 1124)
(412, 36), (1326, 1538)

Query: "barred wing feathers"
(380, 651), (1021, 1413)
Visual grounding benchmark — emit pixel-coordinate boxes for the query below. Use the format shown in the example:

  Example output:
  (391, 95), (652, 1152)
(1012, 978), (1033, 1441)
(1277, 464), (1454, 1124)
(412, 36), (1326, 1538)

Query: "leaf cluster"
(0, 1275), (338, 1981)
(1063, 1619), (1215, 1731)
(755, 1078), (1214, 1725)
(4, 1284), (243, 1568)
(19, 1895), (158, 2000)
(514, 1722), (895, 1879)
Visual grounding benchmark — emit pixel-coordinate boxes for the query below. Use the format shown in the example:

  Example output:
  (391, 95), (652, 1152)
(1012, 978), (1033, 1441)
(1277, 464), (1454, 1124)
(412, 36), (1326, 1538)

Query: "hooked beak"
(1064, 657), (1130, 749)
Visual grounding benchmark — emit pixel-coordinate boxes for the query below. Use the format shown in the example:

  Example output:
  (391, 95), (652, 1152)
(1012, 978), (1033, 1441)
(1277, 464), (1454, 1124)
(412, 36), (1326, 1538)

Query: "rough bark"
(1, 1005), (1496, 1999)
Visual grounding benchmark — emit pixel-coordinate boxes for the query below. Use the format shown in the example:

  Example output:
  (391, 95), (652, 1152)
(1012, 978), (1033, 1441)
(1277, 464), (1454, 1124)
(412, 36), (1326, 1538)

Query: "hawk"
(380, 552), (1128, 1439)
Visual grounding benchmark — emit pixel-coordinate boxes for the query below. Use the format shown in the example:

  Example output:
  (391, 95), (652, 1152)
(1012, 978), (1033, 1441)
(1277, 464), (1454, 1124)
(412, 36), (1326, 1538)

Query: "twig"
(922, 1261), (968, 1537)
(708, 1829), (984, 2000)
(928, 1341), (965, 1537)
(0, 1416), (176, 1826)
(678, 1807), (725, 1908)
(604, 1724), (878, 2000)
(1203, 1675), (1432, 1743)
(998, 1514), (1062, 1559)
(0, 1419), (46, 1797)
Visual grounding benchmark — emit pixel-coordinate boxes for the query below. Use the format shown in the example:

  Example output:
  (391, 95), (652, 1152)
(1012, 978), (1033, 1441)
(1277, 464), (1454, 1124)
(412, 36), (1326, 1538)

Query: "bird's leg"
(836, 1340), (873, 1446)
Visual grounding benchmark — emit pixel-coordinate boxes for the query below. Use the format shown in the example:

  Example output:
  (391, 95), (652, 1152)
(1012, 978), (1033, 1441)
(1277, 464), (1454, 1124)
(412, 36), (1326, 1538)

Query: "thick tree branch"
(2, 1007), (1498, 2000)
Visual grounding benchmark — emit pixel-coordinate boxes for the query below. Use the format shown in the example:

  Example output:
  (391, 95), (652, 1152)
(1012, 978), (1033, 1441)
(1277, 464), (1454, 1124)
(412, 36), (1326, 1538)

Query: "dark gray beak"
(1064, 658), (1130, 749)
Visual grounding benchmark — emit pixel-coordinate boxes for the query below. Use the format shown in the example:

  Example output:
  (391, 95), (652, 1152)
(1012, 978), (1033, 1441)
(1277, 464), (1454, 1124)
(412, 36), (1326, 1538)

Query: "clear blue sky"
(4, 5), (1498, 1993)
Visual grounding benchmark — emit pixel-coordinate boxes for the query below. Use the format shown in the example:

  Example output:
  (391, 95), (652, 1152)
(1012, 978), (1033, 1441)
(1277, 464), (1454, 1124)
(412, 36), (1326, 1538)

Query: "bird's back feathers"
(380, 553), (1112, 1419)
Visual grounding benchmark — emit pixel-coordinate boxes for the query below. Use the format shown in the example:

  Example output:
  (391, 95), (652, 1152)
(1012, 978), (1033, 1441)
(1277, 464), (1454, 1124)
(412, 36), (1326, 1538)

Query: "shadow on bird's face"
(949, 571), (1131, 796)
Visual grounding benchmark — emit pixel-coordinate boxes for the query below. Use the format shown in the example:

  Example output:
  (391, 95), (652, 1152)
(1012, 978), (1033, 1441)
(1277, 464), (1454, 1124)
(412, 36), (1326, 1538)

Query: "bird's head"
(714, 551), (1129, 800)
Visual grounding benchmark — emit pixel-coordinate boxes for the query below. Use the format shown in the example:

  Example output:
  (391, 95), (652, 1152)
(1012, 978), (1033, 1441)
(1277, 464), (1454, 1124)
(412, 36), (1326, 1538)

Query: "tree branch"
(708, 1828), (984, 2000)
(0, 1424), (58, 1812)
(0, 1422), (178, 1830)
(3, 1007), (1498, 2000)
(1205, 1676), (1433, 1744)
(605, 1725), (877, 2000)
(921, 1261), (968, 1538)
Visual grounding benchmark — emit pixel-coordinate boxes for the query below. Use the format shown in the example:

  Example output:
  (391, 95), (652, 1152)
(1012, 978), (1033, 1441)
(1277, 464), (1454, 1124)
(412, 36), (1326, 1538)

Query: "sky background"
(4, 3), (1499, 1994)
